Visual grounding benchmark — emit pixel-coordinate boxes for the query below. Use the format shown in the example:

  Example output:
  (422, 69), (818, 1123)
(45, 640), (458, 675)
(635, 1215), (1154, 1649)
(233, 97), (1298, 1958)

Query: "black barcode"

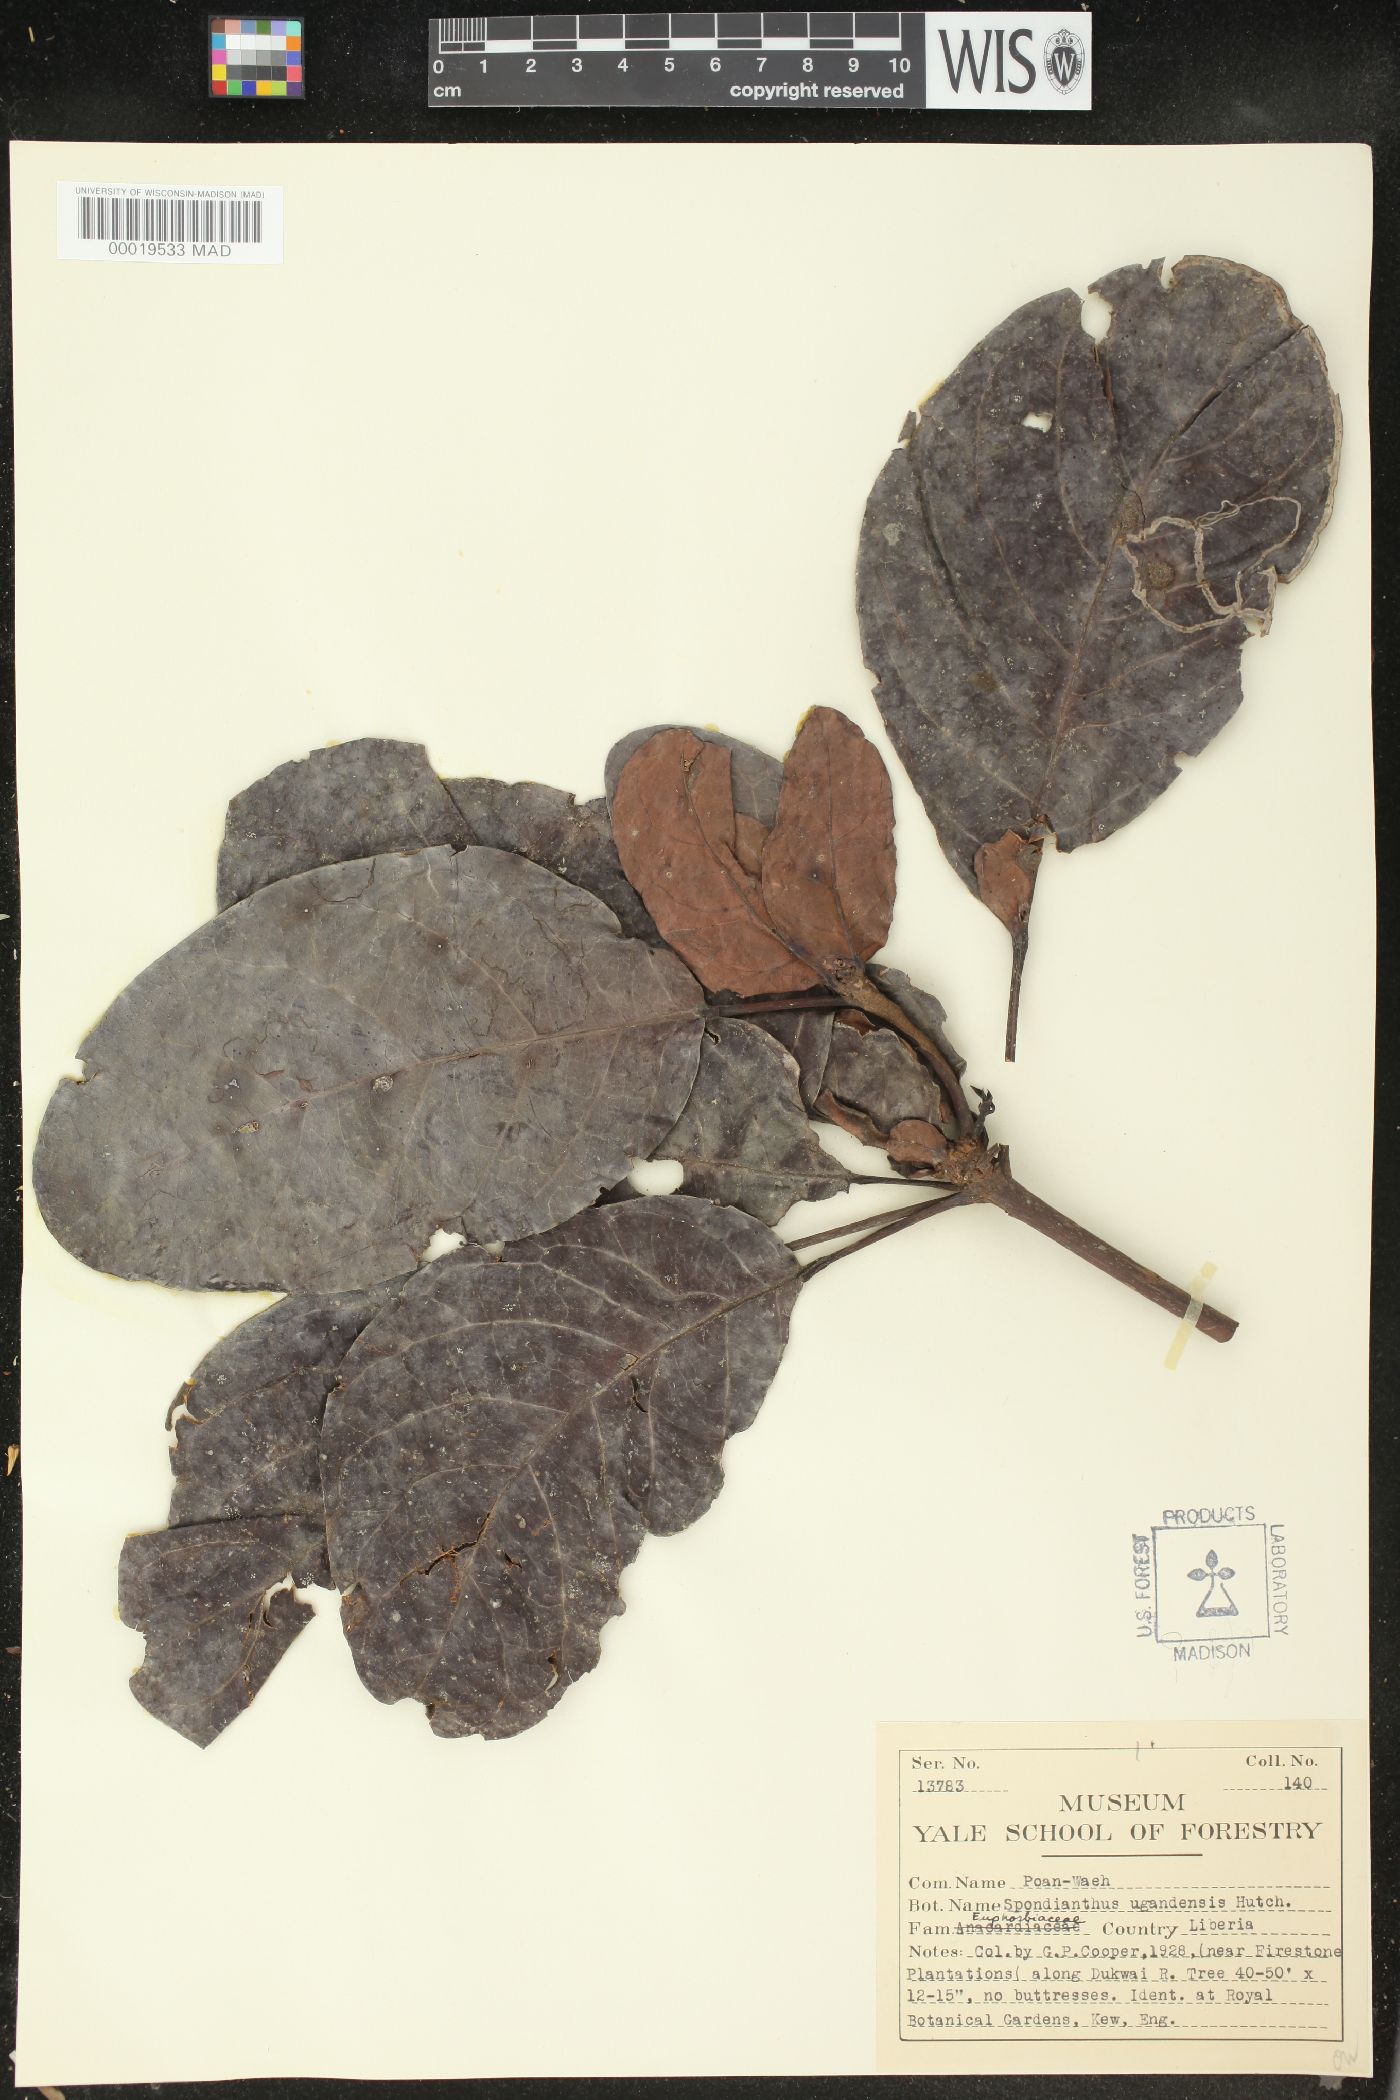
(76, 196), (264, 245)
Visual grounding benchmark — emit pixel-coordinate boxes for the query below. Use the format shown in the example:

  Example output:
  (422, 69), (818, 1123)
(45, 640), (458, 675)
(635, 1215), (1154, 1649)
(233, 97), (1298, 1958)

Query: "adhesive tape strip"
(1163, 1261), (1217, 1371)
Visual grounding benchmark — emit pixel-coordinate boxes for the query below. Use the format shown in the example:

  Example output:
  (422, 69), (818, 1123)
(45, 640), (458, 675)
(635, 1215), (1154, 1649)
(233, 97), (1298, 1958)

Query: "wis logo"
(937, 23), (1087, 97)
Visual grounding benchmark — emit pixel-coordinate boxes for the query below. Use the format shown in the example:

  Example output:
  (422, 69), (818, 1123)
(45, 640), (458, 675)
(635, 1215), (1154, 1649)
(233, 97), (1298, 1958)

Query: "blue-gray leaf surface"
(858, 254), (1340, 1051)
(444, 775), (657, 944)
(321, 1195), (799, 1740)
(217, 738), (472, 909)
(34, 846), (705, 1293)
(167, 1280), (402, 1579)
(652, 1016), (848, 1224)
(119, 1282), (407, 1744)
(118, 1515), (327, 1748)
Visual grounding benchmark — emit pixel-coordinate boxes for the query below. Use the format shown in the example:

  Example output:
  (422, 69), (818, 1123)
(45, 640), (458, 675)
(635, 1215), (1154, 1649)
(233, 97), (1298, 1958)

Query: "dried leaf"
(611, 729), (815, 997)
(118, 1517), (325, 1747)
(217, 739), (471, 909)
(34, 847), (704, 1293)
(732, 813), (769, 879)
(120, 1285), (409, 1743)
(168, 1282), (400, 1581)
(886, 1119), (950, 1170)
(444, 777), (658, 945)
(653, 1018), (848, 1224)
(821, 1017), (951, 1146)
(858, 254), (1340, 1052)
(753, 1006), (836, 1111)
(321, 1196), (799, 1739)
(605, 723), (782, 829)
(761, 707), (896, 971)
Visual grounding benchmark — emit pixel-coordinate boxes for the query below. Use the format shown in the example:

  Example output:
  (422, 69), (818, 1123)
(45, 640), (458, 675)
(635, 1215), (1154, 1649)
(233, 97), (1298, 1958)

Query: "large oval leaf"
(34, 846), (704, 1292)
(321, 1195), (799, 1739)
(857, 254), (1340, 1052)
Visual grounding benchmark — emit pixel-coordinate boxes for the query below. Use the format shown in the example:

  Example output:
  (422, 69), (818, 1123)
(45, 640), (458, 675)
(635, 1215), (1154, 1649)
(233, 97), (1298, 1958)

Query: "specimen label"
(876, 1721), (1370, 2075)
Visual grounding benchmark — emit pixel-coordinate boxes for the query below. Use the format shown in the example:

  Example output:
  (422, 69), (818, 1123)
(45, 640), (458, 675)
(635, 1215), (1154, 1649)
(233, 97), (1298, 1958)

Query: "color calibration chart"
(209, 18), (305, 97)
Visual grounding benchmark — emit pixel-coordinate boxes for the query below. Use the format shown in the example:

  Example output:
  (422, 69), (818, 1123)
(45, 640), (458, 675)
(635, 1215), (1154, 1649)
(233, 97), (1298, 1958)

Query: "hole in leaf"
(421, 1228), (466, 1265)
(628, 1156), (684, 1196)
(1022, 411), (1053, 433)
(1080, 291), (1111, 341)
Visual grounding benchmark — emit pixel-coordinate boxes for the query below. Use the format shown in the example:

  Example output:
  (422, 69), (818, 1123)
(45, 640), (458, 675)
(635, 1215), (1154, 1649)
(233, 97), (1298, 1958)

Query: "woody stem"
(983, 1164), (1236, 1343)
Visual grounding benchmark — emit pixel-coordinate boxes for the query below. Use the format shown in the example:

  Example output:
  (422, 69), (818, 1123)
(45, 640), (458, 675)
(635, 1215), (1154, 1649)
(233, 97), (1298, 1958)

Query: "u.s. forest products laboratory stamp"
(876, 1720), (1370, 2076)
(1131, 1504), (1289, 1659)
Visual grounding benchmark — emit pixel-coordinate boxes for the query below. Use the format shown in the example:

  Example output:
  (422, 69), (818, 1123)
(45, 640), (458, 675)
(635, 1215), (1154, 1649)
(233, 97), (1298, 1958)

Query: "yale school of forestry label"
(876, 1723), (1369, 2076)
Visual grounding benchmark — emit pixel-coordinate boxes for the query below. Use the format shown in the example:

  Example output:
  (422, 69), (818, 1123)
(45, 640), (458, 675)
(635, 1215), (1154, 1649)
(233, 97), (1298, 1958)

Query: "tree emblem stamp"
(1188, 1547), (1239, 1618)
(1133, 1511), (1286, 1652)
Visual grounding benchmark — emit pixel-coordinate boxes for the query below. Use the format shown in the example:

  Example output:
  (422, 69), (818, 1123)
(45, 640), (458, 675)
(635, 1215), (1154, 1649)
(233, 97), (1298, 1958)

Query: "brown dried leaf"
(761, 708), (896, 973)
(732, 813), (769, 879)
(605, 724), (782, 828)
(886, 1119), (951, 1170)
(611, 729), (815, 998)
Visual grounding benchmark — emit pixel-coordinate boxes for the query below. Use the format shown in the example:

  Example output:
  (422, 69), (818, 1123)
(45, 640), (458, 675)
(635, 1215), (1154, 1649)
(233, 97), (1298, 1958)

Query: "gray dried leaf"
(444, 776), (657, 944)
(858, 254), (1340, 1054)
(821, 1018), (952, 1146)
(217, 738), (471, 909)
(168, 1281), (401, 1583)
(604, 723), (782, 828)
(753, 1007), (836, 1111)
(321, 1195), (799, 1740)
(34, 846), (704, 1293)
(118, 1516), (326, 1747)
(653, 1017), (847, 1224)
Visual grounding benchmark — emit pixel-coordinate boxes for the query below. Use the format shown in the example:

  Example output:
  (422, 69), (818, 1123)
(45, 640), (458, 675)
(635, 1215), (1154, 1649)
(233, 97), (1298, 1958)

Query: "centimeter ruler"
(428, 13), (1093, 109)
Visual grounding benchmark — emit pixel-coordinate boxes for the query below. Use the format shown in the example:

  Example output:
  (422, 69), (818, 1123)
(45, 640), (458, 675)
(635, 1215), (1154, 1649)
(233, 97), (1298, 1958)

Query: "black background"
(1, 1), (1396, 2095)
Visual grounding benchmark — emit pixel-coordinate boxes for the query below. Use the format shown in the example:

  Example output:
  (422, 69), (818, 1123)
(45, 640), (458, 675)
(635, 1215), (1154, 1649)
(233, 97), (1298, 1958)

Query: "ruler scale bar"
(430, 12), (1092, 106)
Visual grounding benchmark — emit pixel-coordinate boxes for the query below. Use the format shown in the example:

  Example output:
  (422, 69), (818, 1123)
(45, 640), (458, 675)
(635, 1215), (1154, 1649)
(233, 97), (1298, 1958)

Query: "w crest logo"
(1044, 27), (1086, 92)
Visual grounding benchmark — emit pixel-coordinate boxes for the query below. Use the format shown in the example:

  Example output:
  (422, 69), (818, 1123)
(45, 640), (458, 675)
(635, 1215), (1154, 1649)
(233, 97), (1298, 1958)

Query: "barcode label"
(57, 182), (283, 265)
(76, 195), (263, 244)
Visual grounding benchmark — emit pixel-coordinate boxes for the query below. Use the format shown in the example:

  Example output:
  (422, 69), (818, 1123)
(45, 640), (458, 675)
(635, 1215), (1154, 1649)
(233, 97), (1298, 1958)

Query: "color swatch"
(210, 17), (304, 97)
